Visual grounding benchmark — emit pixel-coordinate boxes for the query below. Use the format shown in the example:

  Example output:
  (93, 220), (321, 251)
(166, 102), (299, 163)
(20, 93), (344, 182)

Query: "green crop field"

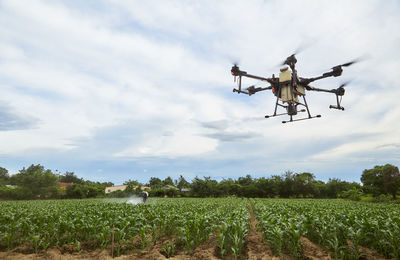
(0, 198), (399, 259)
(251, 199), (400, 259)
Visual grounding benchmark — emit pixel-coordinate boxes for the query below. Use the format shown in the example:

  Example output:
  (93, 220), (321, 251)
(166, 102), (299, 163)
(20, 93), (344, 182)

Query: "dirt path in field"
(299, 237), (332, 260)
(246, 200), (293, 260)
(246, 200), (335, 260)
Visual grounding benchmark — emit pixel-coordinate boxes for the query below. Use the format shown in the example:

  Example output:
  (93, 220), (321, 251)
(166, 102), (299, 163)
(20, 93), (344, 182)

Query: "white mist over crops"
(104, 196), (145, 205)
(126, 195), (144, 205)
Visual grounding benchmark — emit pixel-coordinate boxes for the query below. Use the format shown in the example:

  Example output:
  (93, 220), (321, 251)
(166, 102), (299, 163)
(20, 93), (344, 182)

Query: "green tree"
(255, 177), (279, 197)
(123, 179), (141, 186)
(325, 178), (357, 198)
(59, 171), (83, 184)
(312, 180), (328, 198)
(217, 178), (238, 196)
(237, 174), (253, 186)
(10, 164), (59, 199)
(163, 176), (174, 186)
(240, 184), (258, 197)
(191, 177), (218, 197)
(293, 172), (316, 198)
(66, 184), (86, 199)
(361, 164), (400, 199)
(177, 175), (190, 192)
(0, 167), (9, 186)
(280, 171), (295, 198)
(339, 187), (363, 201)
(149, 177), (163, 188)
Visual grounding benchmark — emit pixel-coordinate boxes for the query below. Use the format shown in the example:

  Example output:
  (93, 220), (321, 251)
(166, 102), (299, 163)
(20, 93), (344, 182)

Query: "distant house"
(59, 182), (73, 189)
(163, 185), (178, 190)
(58, 183), (73, 192)
(105, 185), (128, 194)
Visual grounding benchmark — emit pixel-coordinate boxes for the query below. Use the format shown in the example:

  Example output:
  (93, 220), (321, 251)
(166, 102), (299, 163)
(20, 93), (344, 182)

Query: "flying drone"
(231, 53), (358, 123)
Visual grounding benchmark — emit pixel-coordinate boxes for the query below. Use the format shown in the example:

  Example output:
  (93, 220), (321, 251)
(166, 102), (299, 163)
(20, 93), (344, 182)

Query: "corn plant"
(161, 240), (176, 258)
(251, 198), (400, 259)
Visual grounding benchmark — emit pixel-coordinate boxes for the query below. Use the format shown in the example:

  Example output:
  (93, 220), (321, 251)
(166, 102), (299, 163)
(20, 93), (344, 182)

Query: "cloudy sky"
(0, 0), (399, 184)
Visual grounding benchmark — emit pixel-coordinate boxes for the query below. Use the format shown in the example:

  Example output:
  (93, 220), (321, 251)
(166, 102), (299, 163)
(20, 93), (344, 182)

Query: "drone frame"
(231, 54), (351, 123)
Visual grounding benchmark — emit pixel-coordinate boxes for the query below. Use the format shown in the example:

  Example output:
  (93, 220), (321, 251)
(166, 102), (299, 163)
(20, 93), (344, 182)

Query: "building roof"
(59, 182), (73, 188)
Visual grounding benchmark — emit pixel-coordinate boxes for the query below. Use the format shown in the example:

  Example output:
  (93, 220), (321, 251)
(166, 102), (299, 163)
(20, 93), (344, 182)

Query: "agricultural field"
(251, 199), (400, 260)
(0, 198), (399, 260)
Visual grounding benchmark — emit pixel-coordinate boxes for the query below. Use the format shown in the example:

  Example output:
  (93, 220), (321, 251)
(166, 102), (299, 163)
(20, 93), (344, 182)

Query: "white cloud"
(0, 0), (399, 182)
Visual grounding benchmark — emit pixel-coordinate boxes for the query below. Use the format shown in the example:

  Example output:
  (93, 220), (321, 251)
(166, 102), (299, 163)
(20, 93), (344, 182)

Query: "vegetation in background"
(0, 165), (112, 200)
(361, 164), (400, 200)
(0, 164), (399, 200)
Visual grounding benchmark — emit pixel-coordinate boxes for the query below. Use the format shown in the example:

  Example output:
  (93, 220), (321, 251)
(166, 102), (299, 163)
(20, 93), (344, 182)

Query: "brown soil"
(300, 237), (332, 260)
(246, 201), (293, 260)
(346, 240), (393, 260)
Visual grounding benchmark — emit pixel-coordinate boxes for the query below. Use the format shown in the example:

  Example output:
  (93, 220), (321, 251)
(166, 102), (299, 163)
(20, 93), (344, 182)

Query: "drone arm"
(300, 66), (344, 85)
(233, 85), (272, 96)
(247, 86), (272, 95)
(231, 65), (275, 95)
(241, 73), (274, 83)
(305, 86), (337, 94)
(231, 66), (274, 83)
(306, 85), (346, 110)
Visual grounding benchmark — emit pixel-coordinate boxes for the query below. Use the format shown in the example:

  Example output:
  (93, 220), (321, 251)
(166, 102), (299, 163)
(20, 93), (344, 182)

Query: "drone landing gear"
(282, 114), (321, 124)
(329, 105), (344, 110)
(265, 95), (321, 123)
(265, 109), (306, 119)
(329, 93), (345, 110)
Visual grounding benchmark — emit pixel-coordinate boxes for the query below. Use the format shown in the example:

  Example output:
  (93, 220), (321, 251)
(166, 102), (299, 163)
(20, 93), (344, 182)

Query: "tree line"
(0, 165), (112, 200)
(0, 164), (399, 200)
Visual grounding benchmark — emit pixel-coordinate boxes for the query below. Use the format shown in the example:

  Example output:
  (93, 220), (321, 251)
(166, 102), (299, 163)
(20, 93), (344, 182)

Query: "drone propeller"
(335, 81), (352, 96)
(339, 80), (351, 88)
(280, 54), (294, 66)
(279, 44), (310, 66)
(341, 60), (357, 67)
(333, 54), (370, 69)
(332, 59), (360, 69)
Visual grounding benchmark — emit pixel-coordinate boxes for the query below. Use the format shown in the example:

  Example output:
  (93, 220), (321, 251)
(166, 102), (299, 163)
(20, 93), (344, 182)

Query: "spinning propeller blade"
(279, 44), (309, 66)
(338, 80), (353, 88)
(333, 56), (367, 68)
(336, 59), (359, 68)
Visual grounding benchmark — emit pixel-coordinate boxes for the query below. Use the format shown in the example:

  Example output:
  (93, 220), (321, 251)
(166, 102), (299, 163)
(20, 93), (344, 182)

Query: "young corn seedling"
(139, 224), (150, 249)
(230, 233), (243, 260)
(267, 226), (284, 257)
(161, 240), (176, 258)
(216, 223), (228, 258)
(31, 234), (41, 254)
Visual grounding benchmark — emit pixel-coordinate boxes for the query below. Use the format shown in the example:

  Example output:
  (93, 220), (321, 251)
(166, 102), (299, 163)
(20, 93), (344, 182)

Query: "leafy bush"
(339, 187), (363, 201)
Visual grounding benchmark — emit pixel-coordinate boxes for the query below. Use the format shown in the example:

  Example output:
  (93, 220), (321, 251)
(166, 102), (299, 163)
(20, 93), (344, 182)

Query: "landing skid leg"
(281, 96), (321, 123)
(282, 115), (321, 123)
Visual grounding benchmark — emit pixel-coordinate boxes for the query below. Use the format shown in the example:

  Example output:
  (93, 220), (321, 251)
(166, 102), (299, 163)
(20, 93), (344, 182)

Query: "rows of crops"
(251, 199), (400, 259)
(1, 198), (399, 259)
(0, 198), (250, 258)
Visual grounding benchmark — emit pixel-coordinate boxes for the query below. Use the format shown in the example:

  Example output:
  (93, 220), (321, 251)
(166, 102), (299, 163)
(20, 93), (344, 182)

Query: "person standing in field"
(142, 190), (149, 203)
